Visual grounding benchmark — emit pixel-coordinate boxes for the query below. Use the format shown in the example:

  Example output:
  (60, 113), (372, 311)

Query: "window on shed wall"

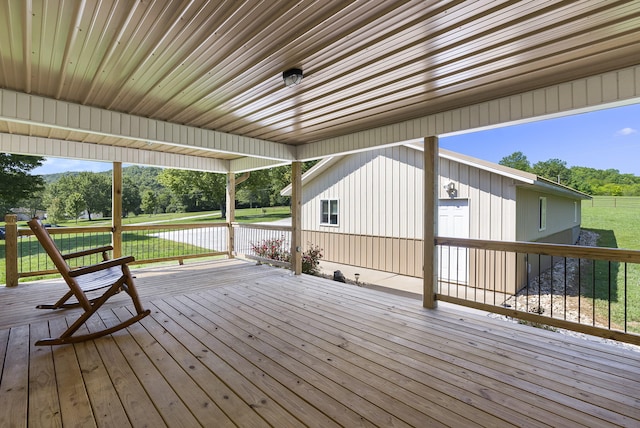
(539, 197), (547, 231)
(320, 199), (339, 226)
(574, 201), (578, 223)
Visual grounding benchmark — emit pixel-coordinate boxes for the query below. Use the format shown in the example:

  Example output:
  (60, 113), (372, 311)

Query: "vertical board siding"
(302, 146), (527, 279)
(302, 145), (423, 240)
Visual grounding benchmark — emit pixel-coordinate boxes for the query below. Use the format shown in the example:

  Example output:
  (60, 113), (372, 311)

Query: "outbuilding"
(282, 144), (591, 293)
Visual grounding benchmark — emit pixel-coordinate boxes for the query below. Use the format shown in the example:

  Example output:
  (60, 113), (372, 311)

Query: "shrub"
(301, 243), (323, 275)
(251, 236), (291, 263)
(250, 236), (323, 275)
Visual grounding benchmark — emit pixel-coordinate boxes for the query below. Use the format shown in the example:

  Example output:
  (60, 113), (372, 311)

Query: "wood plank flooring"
(1, 259), (639, 427)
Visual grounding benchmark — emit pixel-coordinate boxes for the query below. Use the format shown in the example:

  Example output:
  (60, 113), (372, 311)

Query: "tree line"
(3, 151), (639, 223)
(0, 154), (317, 222)
(498, 151), (640, 196)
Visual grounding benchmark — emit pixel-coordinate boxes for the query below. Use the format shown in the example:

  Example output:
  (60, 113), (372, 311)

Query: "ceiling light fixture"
(283, 68), (303, 87)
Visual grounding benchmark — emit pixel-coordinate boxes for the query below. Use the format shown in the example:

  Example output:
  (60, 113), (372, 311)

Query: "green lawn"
(1, 207), (292, 284)
(52, 206), (291, 227)
(581, 197), (640, 333)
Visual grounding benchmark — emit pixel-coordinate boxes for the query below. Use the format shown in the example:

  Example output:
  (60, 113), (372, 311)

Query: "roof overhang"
(0, 1), (638, 171)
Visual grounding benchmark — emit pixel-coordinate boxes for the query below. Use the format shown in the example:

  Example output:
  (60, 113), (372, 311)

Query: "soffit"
(0, 0), (639, 162)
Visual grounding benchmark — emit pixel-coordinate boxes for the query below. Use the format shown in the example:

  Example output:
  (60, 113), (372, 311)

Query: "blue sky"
(440, 103), (640, 175)
(32, 103), (640, 176)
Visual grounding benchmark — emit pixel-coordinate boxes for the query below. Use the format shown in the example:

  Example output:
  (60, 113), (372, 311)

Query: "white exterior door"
(438, 199), (469, 284)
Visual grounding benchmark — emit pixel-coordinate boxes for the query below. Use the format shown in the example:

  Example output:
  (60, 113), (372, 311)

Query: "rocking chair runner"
(28, 218), (150, 346)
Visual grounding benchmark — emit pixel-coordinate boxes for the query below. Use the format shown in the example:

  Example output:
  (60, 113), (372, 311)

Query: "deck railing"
(5, 218), (229, 283)
(232, 222), (293, 268)
(435, 237), (640, 346)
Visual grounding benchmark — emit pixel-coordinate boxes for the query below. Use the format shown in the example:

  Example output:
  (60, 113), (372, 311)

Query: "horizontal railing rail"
(14, 223), (229, 279)
(435, 236), (640, 346)
(121, 223), (229, 265)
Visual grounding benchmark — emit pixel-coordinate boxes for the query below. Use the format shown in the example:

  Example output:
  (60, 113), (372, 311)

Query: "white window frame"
(320, 199), (339, 226)
(539, 197), (547, 231)
(574, 201), (578, 223)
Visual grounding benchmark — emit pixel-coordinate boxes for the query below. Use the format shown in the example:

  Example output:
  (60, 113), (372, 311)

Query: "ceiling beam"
(230, 156), (291, 173)
(0, 89), (296, 162)
(0, 133), (229, 172)
(299, 65), (640, 161)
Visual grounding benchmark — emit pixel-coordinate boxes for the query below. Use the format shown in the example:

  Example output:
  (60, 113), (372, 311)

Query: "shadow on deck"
(1, 258), (639, 427)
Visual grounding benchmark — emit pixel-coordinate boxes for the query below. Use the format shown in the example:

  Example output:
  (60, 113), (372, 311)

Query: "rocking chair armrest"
(63, 246), (114, 260)
(69, 256), (135, 277)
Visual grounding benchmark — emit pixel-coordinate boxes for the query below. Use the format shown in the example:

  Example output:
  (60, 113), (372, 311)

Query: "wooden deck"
(1, 258), (639, 427)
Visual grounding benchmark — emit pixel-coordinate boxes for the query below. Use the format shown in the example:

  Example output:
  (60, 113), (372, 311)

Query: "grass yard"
(0, 207), (292, 284)
(581, 197), (640, 333)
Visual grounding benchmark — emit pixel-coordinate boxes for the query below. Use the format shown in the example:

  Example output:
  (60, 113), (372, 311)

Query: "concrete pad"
(318, 260), (423, 299)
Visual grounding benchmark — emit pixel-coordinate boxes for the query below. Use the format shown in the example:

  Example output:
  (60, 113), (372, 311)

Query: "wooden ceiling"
(1, 0), (640, 164)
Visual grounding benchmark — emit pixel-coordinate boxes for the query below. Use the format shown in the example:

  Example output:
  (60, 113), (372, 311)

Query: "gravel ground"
(491, 230), (640, 353)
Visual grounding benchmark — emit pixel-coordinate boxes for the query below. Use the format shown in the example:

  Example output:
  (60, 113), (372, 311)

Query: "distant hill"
(42, 165), (164, 190)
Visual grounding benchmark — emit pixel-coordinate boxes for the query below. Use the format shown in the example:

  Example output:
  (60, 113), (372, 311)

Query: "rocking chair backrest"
(28, 218), (73, 280)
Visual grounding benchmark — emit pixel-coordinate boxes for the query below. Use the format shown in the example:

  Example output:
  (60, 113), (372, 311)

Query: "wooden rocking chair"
(28, 218), (150, 346)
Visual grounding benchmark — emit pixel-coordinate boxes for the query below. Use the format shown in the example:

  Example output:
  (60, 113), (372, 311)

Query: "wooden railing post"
(291, 161), (302, 275)
(112, 162), (123, 258)
(423, 136), (438, 308)
(4, 214), (19, 287)
(226, 172), (236, 258)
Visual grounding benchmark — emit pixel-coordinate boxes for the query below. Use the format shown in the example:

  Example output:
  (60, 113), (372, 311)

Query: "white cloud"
(615, 127), (637, 136)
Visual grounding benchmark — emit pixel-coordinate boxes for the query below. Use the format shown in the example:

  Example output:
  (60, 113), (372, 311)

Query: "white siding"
(302, 147), (518, 242)
(516, 188), (582, 243)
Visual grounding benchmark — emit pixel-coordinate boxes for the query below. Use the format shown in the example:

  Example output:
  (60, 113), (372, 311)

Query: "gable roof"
(281, 145), (592, 200)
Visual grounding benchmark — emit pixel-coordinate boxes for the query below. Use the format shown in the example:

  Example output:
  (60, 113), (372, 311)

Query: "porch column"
(4, 214), (18, 287)
(423, 136), (438, 308)
(291, 161), (302, 275)
(226, 172), (236, 258)
(112, 162), (123, 258)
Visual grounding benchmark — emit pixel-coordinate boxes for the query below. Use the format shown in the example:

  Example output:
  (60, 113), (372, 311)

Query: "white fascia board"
(406, 143), (536, 184)
(531, 177), (592, 200)
(298, 65), (640, 160)
(0, 89), (295, 162)
(0, 133), (229, 172)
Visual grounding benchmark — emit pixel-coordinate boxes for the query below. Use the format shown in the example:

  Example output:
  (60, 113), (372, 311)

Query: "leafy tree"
(532, 158), (570, 184)
(66, 192), (85, 223)
(43, 172), (112, 220)
(498, 151), (531, 172)
(0, 154), (45, 216)
(22, 189), (46, 218)
(156, 190), (176, 213)
(237, 161), (319, 208)
(45, 196), (66, 224)
(44, 174), (76, 222)
(158, 169), (226, 214)
(141, 190), (158, 215)
(76, 172), (111, 220)
(122, 176), (142, 217)
(237, 169), (272, 208)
